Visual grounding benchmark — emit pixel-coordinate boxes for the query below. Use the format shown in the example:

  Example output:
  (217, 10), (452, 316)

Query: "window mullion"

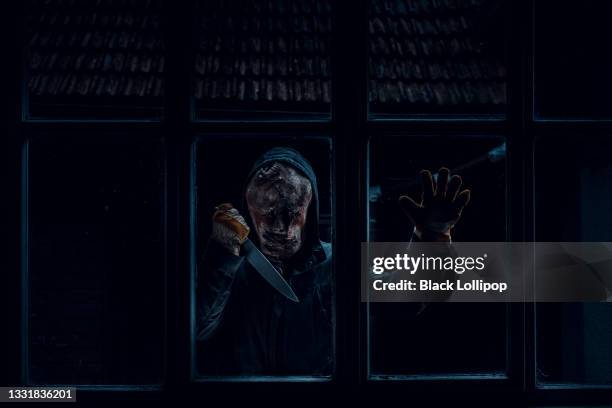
(162, 0), (194, 392)
(331, 0), (368, 385)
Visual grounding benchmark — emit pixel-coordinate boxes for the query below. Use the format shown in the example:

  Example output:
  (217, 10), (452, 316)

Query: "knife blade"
(243, 239), (300, 303)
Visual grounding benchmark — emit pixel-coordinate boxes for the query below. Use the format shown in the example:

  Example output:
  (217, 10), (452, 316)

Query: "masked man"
(196, 147), (470, 375)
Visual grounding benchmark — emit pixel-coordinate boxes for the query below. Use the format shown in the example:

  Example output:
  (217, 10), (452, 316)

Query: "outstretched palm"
(399, 167), (471, 238)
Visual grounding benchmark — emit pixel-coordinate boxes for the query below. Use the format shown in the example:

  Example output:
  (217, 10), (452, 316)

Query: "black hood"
(242, 147), (320, 252)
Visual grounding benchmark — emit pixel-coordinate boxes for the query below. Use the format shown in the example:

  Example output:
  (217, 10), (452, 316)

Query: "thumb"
(213, 203), (250, 242)
(398, 195), (421, 224)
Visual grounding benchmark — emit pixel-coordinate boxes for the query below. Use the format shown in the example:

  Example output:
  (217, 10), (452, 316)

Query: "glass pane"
(368, 0), (507, 117)
(26, 136), (165, 385)
(535, 137), (612, 385)
(25, 0), (165, 120)
(535, 1), (612, 120)
(368, 135), (507, 376)
(193, 0), (332, 120)
(193, 137), (333, 377)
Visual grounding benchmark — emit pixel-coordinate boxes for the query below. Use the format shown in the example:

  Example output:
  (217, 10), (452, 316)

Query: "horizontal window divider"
(529, 120), (612, 134)
(366, 119), (510, 135)
(368, 114), (507, 122)
(19, 120), (165, 133)
(188, 120), (333, 134)
(369, 372), (508, 382)
(366, 127), (511, 140)
(192, 376), (333, 384)
(364, 373), (520, 393)
(536, 383), (612, 391)
(529, 387), (612, 406)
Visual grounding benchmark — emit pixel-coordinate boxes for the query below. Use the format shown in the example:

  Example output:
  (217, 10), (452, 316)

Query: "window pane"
(26, 136), (165, 385)
(193, 137), (333, 377)
(534, 1), (612, 119)
(368, 0), (507, 117)
(535, 137), (612, 385)
(193, 0), (332, 120)
(368, 135), (507, 376)
(25, 0), (165, 120)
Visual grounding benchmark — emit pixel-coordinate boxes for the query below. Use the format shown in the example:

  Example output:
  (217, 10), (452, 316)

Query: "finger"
(420, 169), (435, 204)
(227, 208), (241, 217)
(216, 215), (250, 241)
(436, 167), (450, 199)
(226, 208), (250, 231)
(446, 174), (462, 202)
(398, 195), (421, 224)
(215, 202), (234, 212)
(452, 189), (471, 213)
(236, 214), (249, 228)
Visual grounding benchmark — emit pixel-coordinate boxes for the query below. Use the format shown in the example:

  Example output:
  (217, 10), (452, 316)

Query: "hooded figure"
(196, 147), (333, 376)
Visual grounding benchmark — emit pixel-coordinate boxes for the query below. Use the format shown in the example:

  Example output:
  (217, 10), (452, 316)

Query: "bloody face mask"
(245, 162), (313, 264)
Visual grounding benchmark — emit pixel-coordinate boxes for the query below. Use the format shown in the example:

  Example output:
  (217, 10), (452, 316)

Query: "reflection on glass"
(193, 137), (333, 377)
(27, 137), (165, 385)
(535, 1), (612, 119)
(368, 135), (507, 375)
(25, 0), (165, 119)
(193, 0), (332, 119)
(535, 137), (612, 385)
(368, 0), (507, 116)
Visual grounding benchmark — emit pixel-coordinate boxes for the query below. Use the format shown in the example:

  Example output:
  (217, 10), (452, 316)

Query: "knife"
(243, 239), (300, 303)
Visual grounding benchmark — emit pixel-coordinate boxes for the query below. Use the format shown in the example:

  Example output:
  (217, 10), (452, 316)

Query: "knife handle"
(213, 203), (250, 243)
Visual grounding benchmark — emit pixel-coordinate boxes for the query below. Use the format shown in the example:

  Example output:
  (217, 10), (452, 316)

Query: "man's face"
(245, 162), (313, 262)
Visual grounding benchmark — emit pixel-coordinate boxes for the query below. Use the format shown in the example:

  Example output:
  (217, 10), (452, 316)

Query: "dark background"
(2, 0), (612, 406)
(26, 135), (165, 386)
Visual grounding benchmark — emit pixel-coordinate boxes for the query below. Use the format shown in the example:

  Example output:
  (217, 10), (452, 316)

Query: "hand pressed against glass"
(399, 167), (471, 241)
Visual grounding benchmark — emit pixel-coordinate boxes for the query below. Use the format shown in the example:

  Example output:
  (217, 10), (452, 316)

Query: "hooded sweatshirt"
(196, 147), (333, 376)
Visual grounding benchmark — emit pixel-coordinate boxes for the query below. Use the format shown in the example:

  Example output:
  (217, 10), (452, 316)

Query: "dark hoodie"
(196, 147), (333, 376)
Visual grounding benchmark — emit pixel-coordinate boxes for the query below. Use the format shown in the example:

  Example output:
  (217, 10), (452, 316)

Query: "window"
(534, 0), (612, 120)
(368, 0), (507, 117)
(531, 0), (612, 393)
(368, 135), (507, 377)
(25, 0), (165, 120)
(24, 134), (165, 386)
(191, 135), (333, 379)
(535, 137), (612, 386)
(193, 0), (332, 120)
